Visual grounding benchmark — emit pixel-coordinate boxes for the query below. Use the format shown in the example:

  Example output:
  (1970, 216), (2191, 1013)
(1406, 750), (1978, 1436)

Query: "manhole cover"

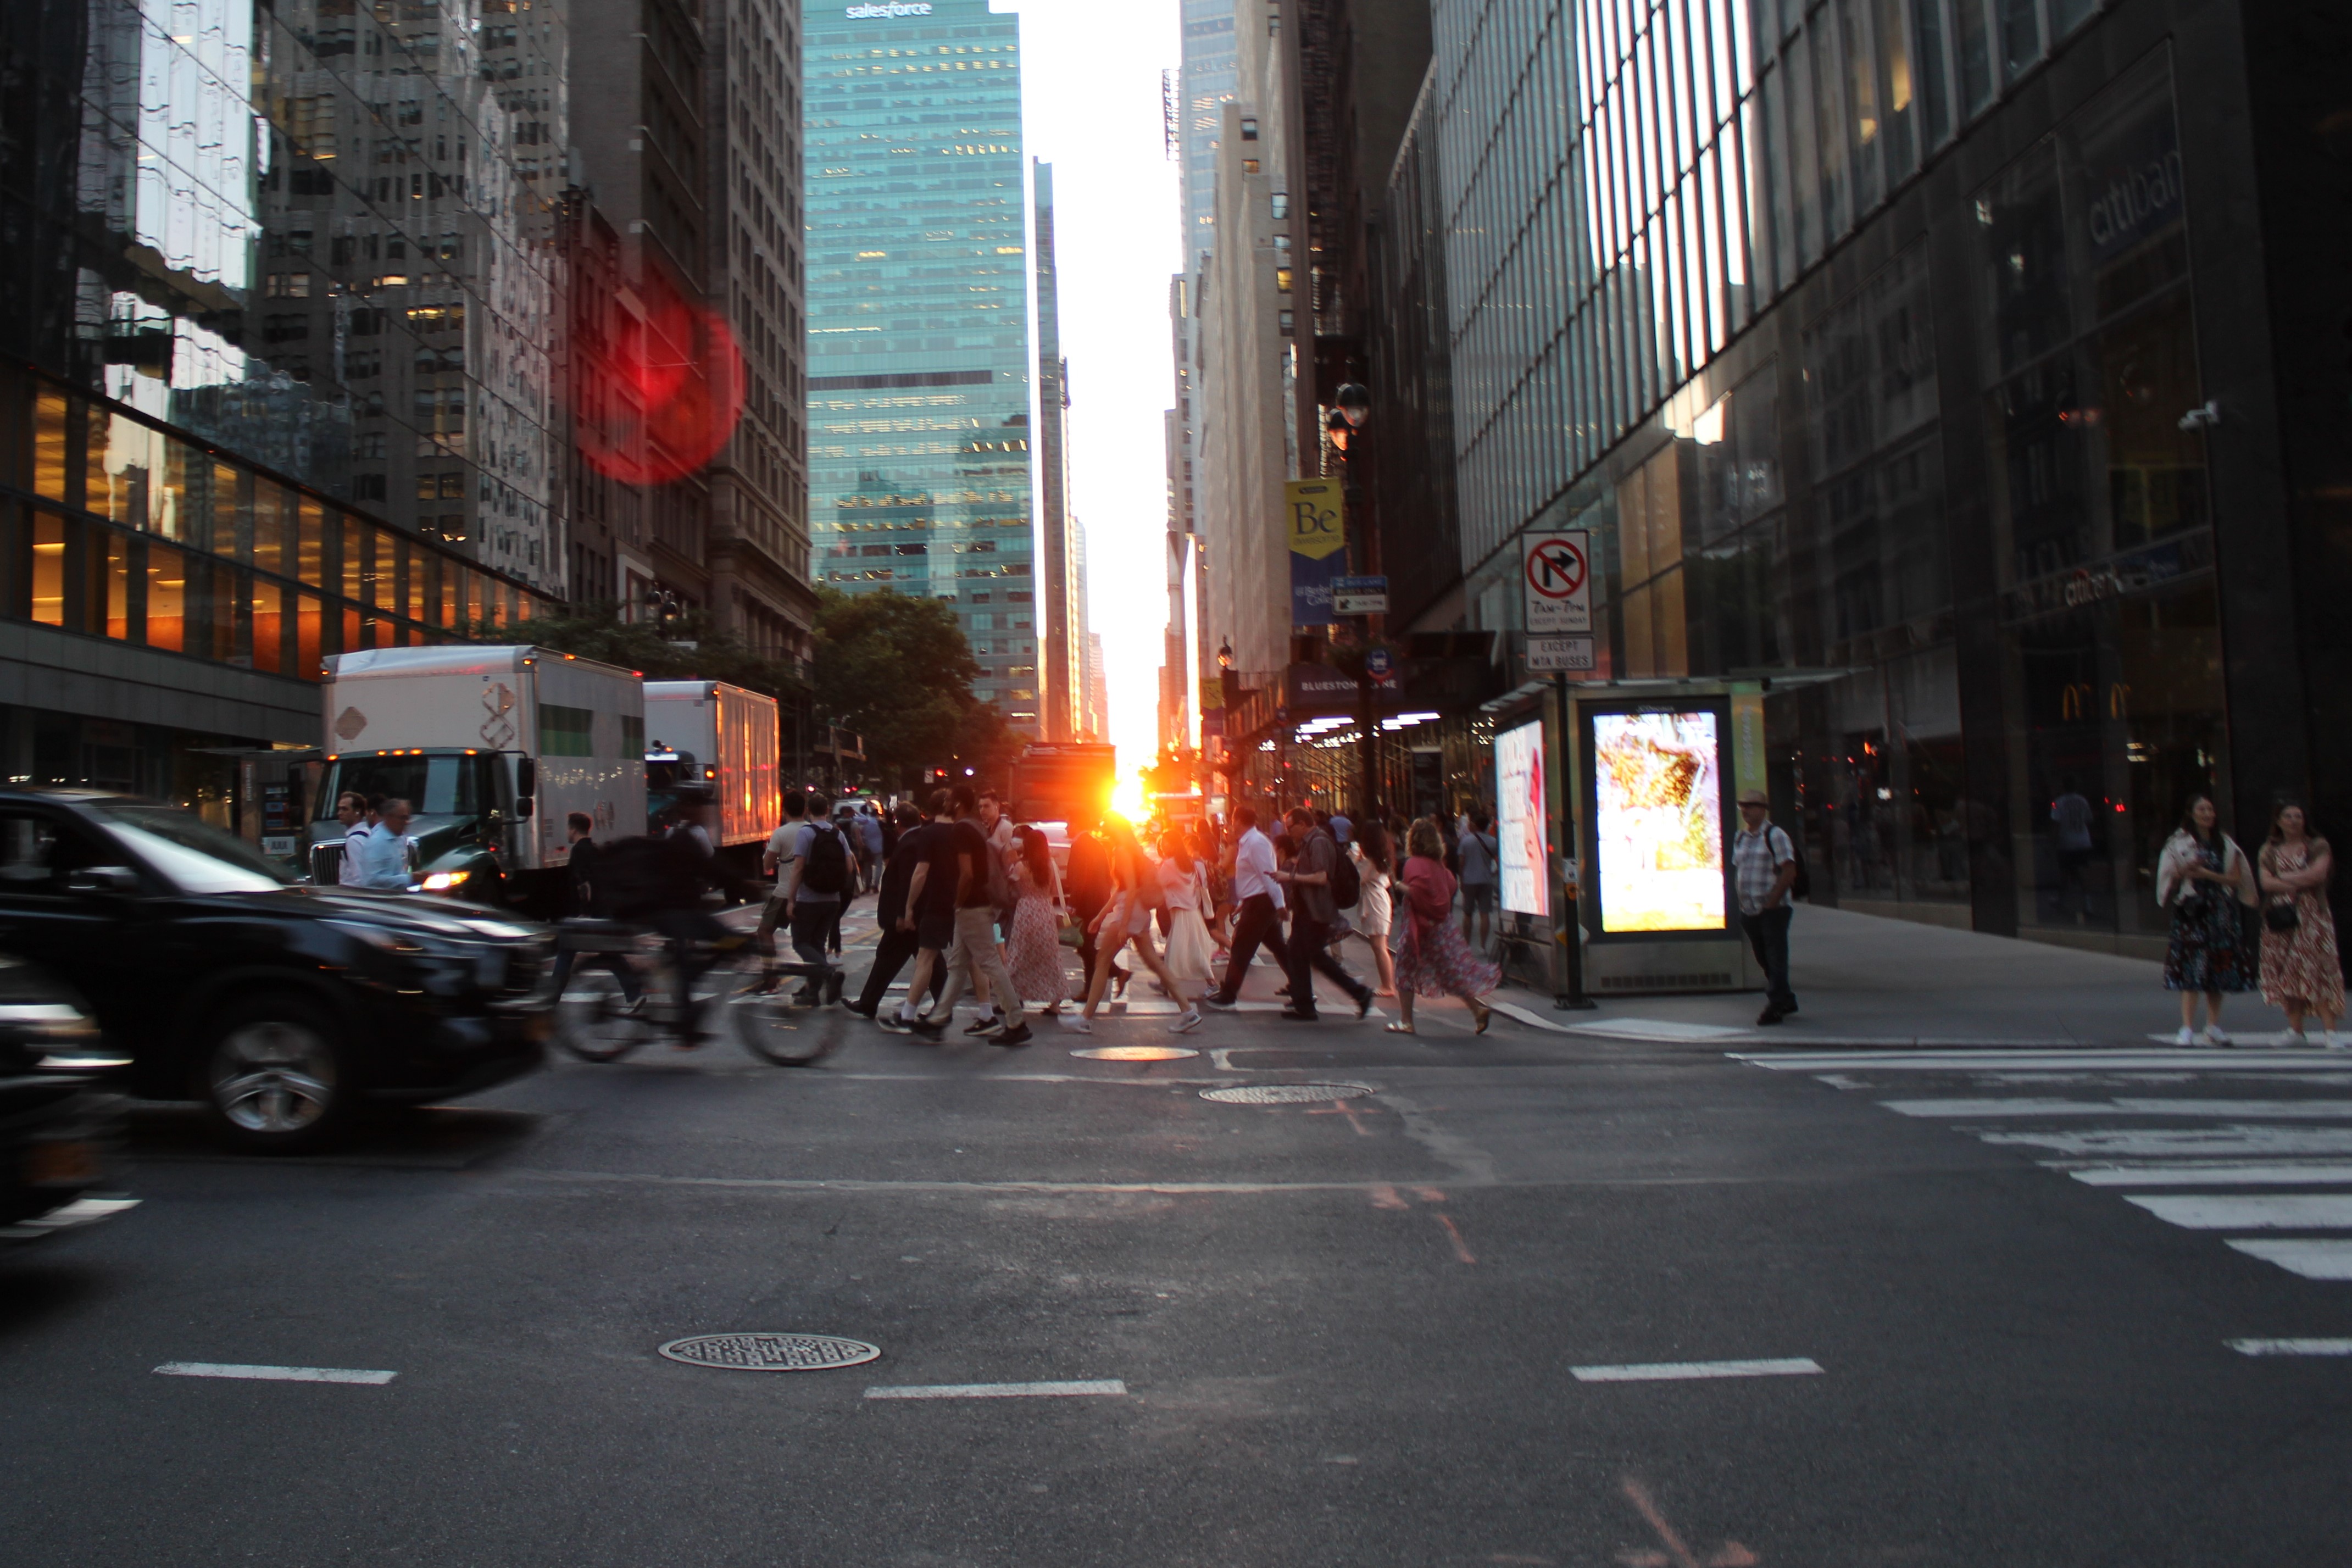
(1070, 1046), (1199, 1062)
(1201, 1083), (1374, 1104)
(658, 1333), (881, 1371)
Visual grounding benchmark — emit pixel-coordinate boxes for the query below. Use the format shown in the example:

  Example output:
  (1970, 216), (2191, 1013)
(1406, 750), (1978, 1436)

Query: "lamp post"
(1325, 382), (1377, 820)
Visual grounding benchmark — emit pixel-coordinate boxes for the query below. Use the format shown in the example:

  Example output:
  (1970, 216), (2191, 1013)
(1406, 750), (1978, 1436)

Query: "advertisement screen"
(1591, 710), (1725, 933)
(1495, 720), (1548, 917)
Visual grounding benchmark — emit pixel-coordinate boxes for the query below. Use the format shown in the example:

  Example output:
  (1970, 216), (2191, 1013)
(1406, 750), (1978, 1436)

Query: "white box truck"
(643, 680), (780, 869)
(307, 646), (646, 910)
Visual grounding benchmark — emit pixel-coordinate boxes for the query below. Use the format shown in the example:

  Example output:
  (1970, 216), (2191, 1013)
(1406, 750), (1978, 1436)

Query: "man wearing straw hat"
(1732, 787), (1800, 1026)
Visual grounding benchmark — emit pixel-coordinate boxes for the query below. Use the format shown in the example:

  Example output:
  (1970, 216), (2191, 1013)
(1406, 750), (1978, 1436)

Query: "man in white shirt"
(1201, 804), (1289, 1007)
(351, 797), (415, 891)
(334, 792), (371, 886)
(754, 791), (810, 996)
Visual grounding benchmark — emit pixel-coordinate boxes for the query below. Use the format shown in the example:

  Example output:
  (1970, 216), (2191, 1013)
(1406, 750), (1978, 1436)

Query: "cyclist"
(599, 787), (761, 1038)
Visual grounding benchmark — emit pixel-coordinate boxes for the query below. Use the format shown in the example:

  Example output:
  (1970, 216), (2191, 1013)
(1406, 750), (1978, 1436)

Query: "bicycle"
(551, 918), (841, 1067)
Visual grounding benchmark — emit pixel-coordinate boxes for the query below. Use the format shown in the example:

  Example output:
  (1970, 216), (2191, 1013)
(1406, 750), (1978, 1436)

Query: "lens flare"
(1111, 772), (1147, 821)
(573, 292), (744, 486)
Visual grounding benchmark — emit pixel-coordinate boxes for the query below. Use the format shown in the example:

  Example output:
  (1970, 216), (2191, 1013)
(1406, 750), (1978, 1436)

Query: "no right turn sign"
(1522, 531), (1592, 633)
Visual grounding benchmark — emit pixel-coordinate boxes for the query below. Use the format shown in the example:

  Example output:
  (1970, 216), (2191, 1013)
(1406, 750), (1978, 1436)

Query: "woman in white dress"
(1158, 831), (1215, 988)
(1350, 820), (1398, 997)
(1062, 820), (1202, 1036)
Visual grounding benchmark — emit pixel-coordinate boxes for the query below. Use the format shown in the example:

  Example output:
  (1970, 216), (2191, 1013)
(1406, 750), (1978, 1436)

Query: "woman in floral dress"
(2156, 794), (2256, 1045)
(1386, 818), (1499, 1036)
(2258, 802), (2344, 1046)
(1004, 824), (1069, 1016)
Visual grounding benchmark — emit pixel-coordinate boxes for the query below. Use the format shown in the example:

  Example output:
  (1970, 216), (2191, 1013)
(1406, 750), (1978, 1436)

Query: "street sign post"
(1332, 574), (1389, 615)
(1521, 531), (1592, 634)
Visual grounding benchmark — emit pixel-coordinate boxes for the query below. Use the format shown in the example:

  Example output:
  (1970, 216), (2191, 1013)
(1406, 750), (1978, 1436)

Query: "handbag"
(2265, 899), (2301, 933)
(1055, 904), (1084, 949)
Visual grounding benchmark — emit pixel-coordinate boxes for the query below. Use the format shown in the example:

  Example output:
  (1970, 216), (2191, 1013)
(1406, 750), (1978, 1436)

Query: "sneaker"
(964, 1014), (1007, 1037)
(1057, 1014), (1093, 1034)
(2205, 1026), (2231, 1047)
(1170, 1009), (1204, 1035)
(907, 1016), (947, 1039)
(991, 1023), (1035, 1048)
(1757, 1006), (1785, 1026)
(2175, 1025), (2197, 1046)
(2327, 1032), (2348, 1051)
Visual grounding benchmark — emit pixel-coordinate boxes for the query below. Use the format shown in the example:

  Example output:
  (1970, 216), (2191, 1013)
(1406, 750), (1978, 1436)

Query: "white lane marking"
(2226, 1240), (2352, 1279)
(2126, 1194), (2352, 1230)
(1980, 1128), (2352, 1158)
(155, 1362), (397, 1385)
(2228, 1338), (2352, 1356)
(1564, 1017), (1752, 1041)
(1570, 1357), (1823, 1383)
(2064, 1163), (2352, 1187)
(1882, 1098), (2352, 1120)
(1738, 1050), (2333, 1072)
(864, 1379), (1125, 1400)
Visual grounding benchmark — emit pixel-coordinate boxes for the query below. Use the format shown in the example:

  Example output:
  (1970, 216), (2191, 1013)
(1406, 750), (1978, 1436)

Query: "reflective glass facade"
(2, 0), (572, 593)
(802, 0), (1036, 730)
(1375, 0), (2303, 957)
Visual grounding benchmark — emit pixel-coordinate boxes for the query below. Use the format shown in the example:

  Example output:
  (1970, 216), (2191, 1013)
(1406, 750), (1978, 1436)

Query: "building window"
(1270, 192), (1289, 219)
(1239, 116), (1258, 141)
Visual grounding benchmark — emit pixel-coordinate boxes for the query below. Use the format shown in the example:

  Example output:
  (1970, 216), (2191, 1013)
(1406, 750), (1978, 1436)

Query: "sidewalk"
(1497, 905), (2252, 1049)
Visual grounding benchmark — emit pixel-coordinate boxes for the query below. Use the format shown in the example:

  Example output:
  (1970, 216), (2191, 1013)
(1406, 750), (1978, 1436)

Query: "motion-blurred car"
(0, 789), (555, 1152)
(0, 956), (136, 1242)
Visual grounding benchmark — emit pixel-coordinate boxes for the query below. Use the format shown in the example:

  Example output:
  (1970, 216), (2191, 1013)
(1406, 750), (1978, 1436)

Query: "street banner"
(1287, 480), (1348, 627)
(1521, 530), (1592, 633)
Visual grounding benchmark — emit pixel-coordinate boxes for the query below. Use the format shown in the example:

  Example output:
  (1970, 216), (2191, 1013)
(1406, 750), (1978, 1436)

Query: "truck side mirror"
(515, 757), (536, 820)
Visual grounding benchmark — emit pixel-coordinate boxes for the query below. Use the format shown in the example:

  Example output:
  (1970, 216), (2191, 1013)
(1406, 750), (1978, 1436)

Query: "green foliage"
(810, 587), (1007, 787)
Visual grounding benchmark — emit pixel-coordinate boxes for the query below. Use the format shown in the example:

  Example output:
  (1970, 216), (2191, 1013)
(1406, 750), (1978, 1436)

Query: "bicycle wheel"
(723, 968), (838, 1066)
(555, 966), (653, 1062)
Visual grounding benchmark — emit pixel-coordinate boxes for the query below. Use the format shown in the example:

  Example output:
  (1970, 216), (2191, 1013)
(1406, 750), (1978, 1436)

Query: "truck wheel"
(197, 993), (357, 1153)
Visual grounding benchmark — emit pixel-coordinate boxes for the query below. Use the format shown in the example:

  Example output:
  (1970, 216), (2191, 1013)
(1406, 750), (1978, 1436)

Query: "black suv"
(0, 789), (553, 1150)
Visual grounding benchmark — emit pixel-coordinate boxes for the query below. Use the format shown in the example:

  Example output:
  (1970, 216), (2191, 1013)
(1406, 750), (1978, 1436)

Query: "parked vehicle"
(0, 956), (136, 1242)
(642, 680), (779, 871)
(0, 789), (553, 1151)
(308, 646), (646, 911)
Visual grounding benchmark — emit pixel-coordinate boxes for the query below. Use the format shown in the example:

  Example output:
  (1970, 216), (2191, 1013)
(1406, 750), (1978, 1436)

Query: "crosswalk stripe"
(1979, 1128), (2352, 1158)
(2063, 1163), (2352, 1187)
(2228, 1338), (2352, 1355)
(2225, 1240), (2352, 1279)
(1736, 1050), (2338, 1072)
(2126, 1194), (2352, 1230)
(1883, 1098), (2352, 1120)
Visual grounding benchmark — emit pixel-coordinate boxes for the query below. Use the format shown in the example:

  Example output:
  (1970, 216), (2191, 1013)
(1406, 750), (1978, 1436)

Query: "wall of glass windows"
(800, 0), (1039, 732)
(1, 0), (569, 592)
(1, 365), (553, 669)
(1388, 0), (2254, 956)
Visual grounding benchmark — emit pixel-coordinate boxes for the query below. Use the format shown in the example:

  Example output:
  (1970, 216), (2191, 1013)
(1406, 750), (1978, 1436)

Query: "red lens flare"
(573, 293), (744, 486)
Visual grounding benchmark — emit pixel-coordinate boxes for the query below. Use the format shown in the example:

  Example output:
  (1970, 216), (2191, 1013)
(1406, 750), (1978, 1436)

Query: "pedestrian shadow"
(122, 1104), (543, 1171)
(0, 1259), (106, 1338)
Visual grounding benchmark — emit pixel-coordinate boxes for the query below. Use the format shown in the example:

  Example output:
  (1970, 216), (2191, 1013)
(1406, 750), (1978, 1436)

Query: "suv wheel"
(199, 994), (354, 1152)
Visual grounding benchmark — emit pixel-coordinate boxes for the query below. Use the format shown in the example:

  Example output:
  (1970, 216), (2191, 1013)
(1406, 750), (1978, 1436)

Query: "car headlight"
(421, 870), (471, 892)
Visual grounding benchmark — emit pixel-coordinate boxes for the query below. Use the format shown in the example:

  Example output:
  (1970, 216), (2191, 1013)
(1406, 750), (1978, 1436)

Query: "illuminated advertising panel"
(1495, 720), (1549, 917)
(1591, 710), (1726, 933)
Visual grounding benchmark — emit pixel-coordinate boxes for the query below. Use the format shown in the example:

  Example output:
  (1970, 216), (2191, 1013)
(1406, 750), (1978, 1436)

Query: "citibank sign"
(846, 1), (932, 15)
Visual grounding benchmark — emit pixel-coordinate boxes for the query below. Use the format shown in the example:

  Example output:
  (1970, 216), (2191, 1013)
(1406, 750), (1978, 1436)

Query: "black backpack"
(800, 822), (849, 897)
(1328, 837), (1362, 910)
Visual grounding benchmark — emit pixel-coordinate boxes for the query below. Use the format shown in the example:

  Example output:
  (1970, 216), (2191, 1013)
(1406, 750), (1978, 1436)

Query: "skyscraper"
(1033, 161), (1080, 742)
(802, 0), (1037, 734)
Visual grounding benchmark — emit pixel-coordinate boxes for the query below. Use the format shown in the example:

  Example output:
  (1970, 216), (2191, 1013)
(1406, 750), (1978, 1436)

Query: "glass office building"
(1378, 0), (2330, 958)
(0, 0), (559, 819)
(802, 0), (1037, 732)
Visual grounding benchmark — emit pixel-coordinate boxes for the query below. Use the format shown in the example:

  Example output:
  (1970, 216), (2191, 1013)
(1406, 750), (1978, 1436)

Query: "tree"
(810, 588), (1007, 789)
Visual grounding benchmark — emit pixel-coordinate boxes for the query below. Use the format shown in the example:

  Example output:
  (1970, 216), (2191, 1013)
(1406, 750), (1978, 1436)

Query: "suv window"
(0, 812), (112, 895)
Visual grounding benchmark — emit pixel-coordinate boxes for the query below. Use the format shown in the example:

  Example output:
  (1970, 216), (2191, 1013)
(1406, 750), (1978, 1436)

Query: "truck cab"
(307, 747), (528, 903)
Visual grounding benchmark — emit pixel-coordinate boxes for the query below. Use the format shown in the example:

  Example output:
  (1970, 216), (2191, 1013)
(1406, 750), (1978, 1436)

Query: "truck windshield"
(316, 755), (485, 820)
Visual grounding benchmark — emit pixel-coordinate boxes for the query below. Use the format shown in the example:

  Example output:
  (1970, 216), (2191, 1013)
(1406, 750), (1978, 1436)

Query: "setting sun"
(1110, 771), (1148, 821)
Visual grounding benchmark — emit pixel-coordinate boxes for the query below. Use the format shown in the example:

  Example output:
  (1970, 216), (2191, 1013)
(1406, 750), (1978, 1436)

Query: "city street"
(8, 919), (2352, 1566)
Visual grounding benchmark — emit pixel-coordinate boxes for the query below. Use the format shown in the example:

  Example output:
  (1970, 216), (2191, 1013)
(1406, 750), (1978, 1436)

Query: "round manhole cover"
(658, 1333), (881, 1371)
(1201, 1083), (1374, 1104)
(1070, 1046), (1199, 1062)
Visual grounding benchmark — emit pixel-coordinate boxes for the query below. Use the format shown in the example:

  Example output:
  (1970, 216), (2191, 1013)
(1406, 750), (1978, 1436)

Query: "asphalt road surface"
(8, 976), (2352, 1566)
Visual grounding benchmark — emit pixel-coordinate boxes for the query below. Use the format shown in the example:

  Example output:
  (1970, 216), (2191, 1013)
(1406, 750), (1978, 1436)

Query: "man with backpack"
(1269, 807), (1376, 1022)
(1733, 787), (1802, 1025)
(913, 784), (1034, 1046)
(781, 790), (853, 1005)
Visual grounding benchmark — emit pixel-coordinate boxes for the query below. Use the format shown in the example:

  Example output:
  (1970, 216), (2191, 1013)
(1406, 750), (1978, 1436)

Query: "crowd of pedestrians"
(722, 786), (1508, 1044)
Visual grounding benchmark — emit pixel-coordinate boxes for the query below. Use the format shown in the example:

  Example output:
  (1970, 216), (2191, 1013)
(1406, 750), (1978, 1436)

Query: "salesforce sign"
(846, 1), (932, 15)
